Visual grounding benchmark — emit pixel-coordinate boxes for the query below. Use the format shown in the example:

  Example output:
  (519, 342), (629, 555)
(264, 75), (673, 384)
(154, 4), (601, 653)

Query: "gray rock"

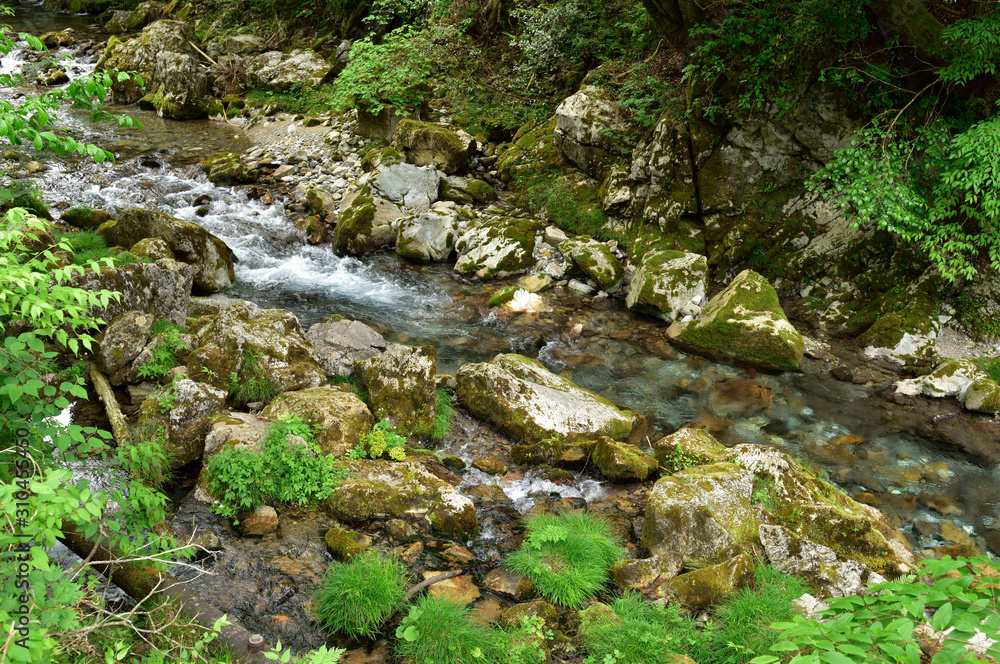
(392, 119), (476, 174)
(396, 209), (460, 262)
(559, 236), (624, 293)
(247, 49), (332, 92)
(355, 344), (438, 437)
(455, 216), (542, 279)
(96, 311), (156, 383)
(223, 34), (266, 55)
(166, 378), (227, 467)
(305, 318), (387, 377)
(72, 258), (194, 328)
(553, 85), (633, 178)
(627, 251), (708, 322)
(372, 162), (442, 210)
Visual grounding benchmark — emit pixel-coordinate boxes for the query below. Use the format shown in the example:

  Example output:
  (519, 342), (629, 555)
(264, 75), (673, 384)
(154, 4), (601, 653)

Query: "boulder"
(372, 162), (442, 210)
(454, 217), (543, 279)
(201, 152), (258, 185)
(355, 344), (438, 438)
(97, 208), (234, 294)
(95, 311), (155, 384)
(223, 34), (267, 55)
(333, 185), (402, 256)
(641, 438), (915, 577)
(439, 175), (497, 205)
(650, 427), (728, 469)
(392, 119), (476, 174)
(166, 378), (227, 467)
(558, 236), (624, 293)
(964, 377), (1000, 414)
(456, 354), (634, 443)
(356, 101), (421, 142)
(626, 251), (708, 322)
(553, 85), (634, 179)
(130, 237), (174, 261)
(667, 269), (803, 371)
(894, 358), (987, 401)
(40, 30), (75, 48)
(660, 553), (755, 609)
(202, 411), (268, 461)
(238, 505), (279, 536)
(322, 460), (477, 539)
(759, 525), (887, 598)
(61, 207), (112, 230)
(262, 386), (374, 457)
(856, 268), (942, 366)
(609, 554), (683, 590)
(103, 2), (155, 34)
(186, 301), (325, 395)
(72, 258), (194, 327)
(247, 49), (332, 92)
(592, 437), (658, 481)
(305, 318), (387, 377)
(324, 526), (369, 560)
(305, 187), (337, 218)
(396, 209), (460, 262)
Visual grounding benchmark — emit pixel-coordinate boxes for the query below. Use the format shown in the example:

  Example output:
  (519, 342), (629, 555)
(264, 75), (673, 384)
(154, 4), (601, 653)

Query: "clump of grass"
(395, 596), (506, 664)
(228, 347), (279, 406)
(506, 511), (623, 608)
(430, 388), (455, 442)
(315, 551), (407, 640)
(976, 357), (1000, 383)
(581, 593), (694, 664)
(137, 322), (188, 381)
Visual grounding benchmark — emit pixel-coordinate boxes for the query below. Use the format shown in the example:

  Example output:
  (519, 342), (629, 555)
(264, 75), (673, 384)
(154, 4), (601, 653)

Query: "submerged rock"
(667, 269), (803, 371)
(305, 318), (387, 377)
(262, 386), (374, 457)
(355, 344), (438, 438)
(559, 236), (624, 293)
(456, 354), (634, 443)
(97, 207), (234, 294)
(626, 251), (708, 322)
(322, 459), (477, 539)
(455, 217), (543, 279)
(392, 119), (476, 174)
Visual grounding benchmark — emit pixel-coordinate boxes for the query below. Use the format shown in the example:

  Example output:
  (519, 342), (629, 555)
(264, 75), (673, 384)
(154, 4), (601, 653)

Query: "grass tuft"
(430, 388), (456, 442)
(395, 596), (505, 664)
(315, 551), (407, 640)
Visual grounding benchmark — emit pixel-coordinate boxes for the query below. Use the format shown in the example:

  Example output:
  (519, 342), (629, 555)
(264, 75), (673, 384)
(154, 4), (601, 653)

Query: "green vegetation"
(977, 357), (1000, 383)
(228, 347), (279, 406)
(54, 228), (149, 267)
(315, 551), (407, 639)
(137, 322), (188, 381)
(581, 593), (691, 664)
(349, 418), (408, 460)
(506, 511), (623, 608)
(205, 415), (344, 519)
(523, 171), (605, 237)
(431, 387), (455, 441)
(120, 425), (171, 488)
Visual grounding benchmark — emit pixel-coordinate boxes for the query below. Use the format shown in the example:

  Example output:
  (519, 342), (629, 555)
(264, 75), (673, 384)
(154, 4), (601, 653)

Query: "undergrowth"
(349, 418), (407, 460)
(315, 551), (407, 640)
(228, 347), (279, 407)
(431, 388), (455, 442)
(137, 322), (188, 382)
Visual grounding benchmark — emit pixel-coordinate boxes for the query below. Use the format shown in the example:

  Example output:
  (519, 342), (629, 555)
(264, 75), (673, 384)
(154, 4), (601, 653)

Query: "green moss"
(333, 186), (376, 255)
(488, 286), (520, 308)
(324, 526), (367, 560)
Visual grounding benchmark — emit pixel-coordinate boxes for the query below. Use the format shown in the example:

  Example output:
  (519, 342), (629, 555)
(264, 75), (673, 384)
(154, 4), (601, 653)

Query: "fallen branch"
(89, 363), (134, 451)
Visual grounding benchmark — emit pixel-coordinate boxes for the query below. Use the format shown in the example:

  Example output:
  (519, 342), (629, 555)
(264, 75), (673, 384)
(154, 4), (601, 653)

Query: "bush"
(506, 511), (623, 608)
(315, 551), (407, 639)
(205, 415), (343, 519)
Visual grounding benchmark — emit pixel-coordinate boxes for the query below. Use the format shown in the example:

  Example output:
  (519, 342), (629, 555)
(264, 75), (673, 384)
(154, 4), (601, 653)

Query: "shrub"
(395, 596), (505, 664)
(137, 323), (188, 381)
(205, 416), (344, 519)
(315, 551), (407, 639)
(506, 511), (623, 608)
(350, 418), (408, 460)
(121, 425), (171, 488)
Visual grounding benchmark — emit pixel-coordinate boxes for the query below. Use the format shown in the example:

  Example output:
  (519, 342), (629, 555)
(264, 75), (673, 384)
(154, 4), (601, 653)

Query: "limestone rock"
(305, 187), (337, 218)
(96, 311), (155, 383)
(334, 185), (403, 255)
(627, 251), (708, 322)
(553, 85), (634, 179)
(97, 207), (234, 294)
(202, 411), (268, 461)
(392, 119), (476, 174)
(247, 49), (332, 92)
(668, 269), (803, 371)
(456, 354), (634, 443)
(592, 437), (658, 481)
(857, 269), (942, 366)
(186, 301), (325, 395)
(440, 175), (497, 205)
(223, 34), (266, 55)
(455, 217), (543, 279)
(964, 377), (1000, 414)
(103, 2), (155, 34)
(322, 460), (477, 538)
(262, 386), (374, 457)
(759, 525), (887, 598)
(894, 358), (988, 401)
(396, 209), (460, 262)
(201, 152), (258, 185)
(355, 344), (438, 438)
(559, 236), (624, 293)
(651, 427), (728, 469)
(305, 318), (387, 377)
(72, 259), (194, 327)
(661, 553), (755, 609)
(165, 378), (227, 467)
(130, 237), (174, 261)
(372, 162), (441, 210)
(355, 101), (420, 142)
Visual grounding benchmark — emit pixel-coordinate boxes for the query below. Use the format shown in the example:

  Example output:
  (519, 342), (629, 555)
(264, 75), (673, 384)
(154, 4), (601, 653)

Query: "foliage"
(331, 26), (436, 114)
(395, 596), (506, 664)
(581, 593), (690, 664)
(205, 415), (344, 519)
(136, 324), (188, 381)
(506, 511), (623, 608)
(350, 418), (407, 460)
(227, 347), (278, 407)
(263, 641), (345, 664)
(431, 388), (455, 442)
(938, 11), (1000, 86)
(752, 556), (1000, 664)
(977, 357), (1000, 383)
(120, 425), (171, 488)
(522, 171), (605, 237)
(6, 178), (49, 217)
(314, 551), (407, 639)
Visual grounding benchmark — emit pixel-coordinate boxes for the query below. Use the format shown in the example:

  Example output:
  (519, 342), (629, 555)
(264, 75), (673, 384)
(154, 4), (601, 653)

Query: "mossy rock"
(510, 438), (591, 468)
(592, 436), (658, 481)
(332, 185), (399, 256)
(668, 269), (803, 371)
(496, 118), (567, 184)
(454, 216), (543, 279)
(660, 553), (755, 610)
(354, 344), (438, 438)
(62, 206), (112, 230)
(321, 459), (477, 539)
(626, 250), (708, 322)
(324, 526), (368, 560)
(392, 119), (476, 174)
(488, 286), (520, 308)
(201, 152), (258, 185)
(440, 175), (497, 205)
(651, 427), (728, 469)
(261, 386), (374, 457)
(559, 236), (624, 293)
(456, 354), (634, 444)
(360, 146), (403, 172)
(965, 377), (1000, 414)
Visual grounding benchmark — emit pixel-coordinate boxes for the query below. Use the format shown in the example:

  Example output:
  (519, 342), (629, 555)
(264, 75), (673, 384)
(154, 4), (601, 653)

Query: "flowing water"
(9, 3), (1000, 650)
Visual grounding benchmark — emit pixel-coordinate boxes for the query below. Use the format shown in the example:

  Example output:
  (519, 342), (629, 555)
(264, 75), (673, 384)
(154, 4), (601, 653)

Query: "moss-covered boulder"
(592, 437), (658, 481)
(396, 209), (460, 262)
(660, 553), (755, 609)
(130, 237), (174, 261)
(392, 119), (476, 174)
(201, 152), (258, 185)
(627, 251), (708, 322)
(186, 301), (325, 395)
(97, 208), (234, 294)
(558, 236), (624, 293)
(333, 185), (401, 256)
(456, 354), (634, 444)
(360, 146), (404, 172)
(95, 310), (155, 384)
(304, 187), (337, 218)
(72, 258), (194, 328)
(855, 270), (942, 366)
(322, 459), (477, 539)
(440, 175), (497, 205)
(262, 386), (374, 457)
(553, 85), (635, 179)
(651, 427), (728, 470)
(355, 344), (438, 438)
(324, 526), (369, 560)
(139, 378), (227, 469)
(246, 49), (333, 92)
(965, 377), (1000, 414)
(895, 358), (988, 401)
(103, 2), (156, 34)
(455, 217), (543, 279)
(667, 269), (803, 371)
(62, 206), (112, 230)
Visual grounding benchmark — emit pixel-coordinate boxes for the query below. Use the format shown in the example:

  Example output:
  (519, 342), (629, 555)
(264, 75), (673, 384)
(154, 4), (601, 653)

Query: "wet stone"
(483, 568), (535, 601)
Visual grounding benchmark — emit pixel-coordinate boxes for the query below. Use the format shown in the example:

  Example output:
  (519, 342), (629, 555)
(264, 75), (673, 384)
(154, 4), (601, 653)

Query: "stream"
(7, 3), (1000, 652)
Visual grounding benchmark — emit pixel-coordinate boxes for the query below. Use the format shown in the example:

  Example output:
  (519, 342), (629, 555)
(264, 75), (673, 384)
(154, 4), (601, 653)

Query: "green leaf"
(931, 603), (953, 631)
